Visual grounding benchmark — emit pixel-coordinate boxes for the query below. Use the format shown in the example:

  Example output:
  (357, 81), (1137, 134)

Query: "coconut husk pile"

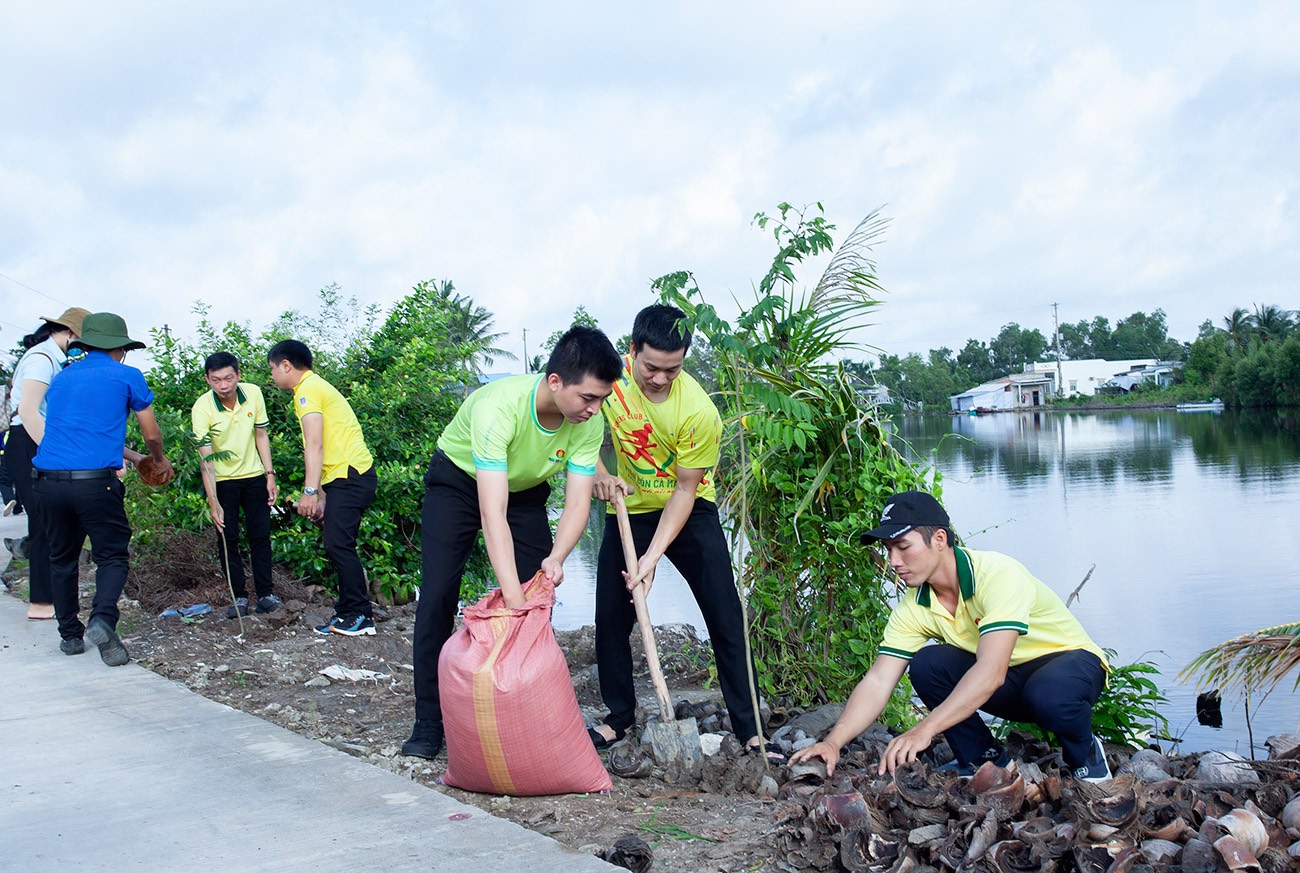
(764, 743), (1300, 873)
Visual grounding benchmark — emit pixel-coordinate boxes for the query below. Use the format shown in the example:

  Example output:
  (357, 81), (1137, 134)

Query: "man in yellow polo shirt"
(400, 325), (622, 759)
(192, 352), (280, 619)
(790, 491), (1111, 782)
(268, 339), (377, 636)
(589, 304), (766, 757)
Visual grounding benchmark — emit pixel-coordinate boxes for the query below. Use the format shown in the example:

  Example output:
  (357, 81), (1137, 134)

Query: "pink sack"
(439, 574), (612, 796)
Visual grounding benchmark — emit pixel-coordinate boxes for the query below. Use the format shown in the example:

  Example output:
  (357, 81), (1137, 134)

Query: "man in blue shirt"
(33, 313), (175, 665)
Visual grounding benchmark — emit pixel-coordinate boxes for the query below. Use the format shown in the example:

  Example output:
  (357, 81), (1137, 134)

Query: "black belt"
(34, 469), (116, 481)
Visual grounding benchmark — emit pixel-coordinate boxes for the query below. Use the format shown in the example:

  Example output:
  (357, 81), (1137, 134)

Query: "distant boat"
(1176, 399), (1225, 412)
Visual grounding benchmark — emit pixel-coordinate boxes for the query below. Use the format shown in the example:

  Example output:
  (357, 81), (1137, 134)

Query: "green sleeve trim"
(255, 421), (269, 428)
(879, 646), (914, 661)
(566, 462), (596, 476)
(471, 454), (508, 472)
(979, 621), (1028, 635)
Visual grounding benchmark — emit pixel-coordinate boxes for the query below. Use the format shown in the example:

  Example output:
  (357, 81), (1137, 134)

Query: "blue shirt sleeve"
(128, 370), (155, 412)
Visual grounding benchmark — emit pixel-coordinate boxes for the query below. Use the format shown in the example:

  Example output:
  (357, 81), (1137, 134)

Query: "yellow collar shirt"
(191, 383), (269, 481)
(879, 547), (1108, 669)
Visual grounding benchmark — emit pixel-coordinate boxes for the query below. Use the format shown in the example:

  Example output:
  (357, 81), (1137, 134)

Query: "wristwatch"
(303, 486), (319, 496)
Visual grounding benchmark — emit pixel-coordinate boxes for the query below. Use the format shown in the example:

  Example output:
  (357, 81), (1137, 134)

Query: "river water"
(551, 408), (1300, 756)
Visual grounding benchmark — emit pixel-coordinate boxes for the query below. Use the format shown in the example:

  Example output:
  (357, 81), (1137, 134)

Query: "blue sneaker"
(315, 615), (376, 636)
(1073, 735), (1112, 783)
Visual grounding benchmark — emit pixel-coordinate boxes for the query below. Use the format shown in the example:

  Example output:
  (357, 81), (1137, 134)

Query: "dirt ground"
(4, 544), (785, 873)
(11, 536), (1298, 873)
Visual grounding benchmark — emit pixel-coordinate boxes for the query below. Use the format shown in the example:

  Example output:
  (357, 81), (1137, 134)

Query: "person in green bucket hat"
(32, 312), (175, 665)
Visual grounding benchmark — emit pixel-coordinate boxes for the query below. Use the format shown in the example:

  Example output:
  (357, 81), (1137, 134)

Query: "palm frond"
(1179, 621), (1300, 696)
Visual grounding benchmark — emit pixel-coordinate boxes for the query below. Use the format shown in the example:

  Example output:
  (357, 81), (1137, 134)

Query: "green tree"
(1249, 303), (1297, 344)
(655, 203), (938, 715)
(989, 323), (1048, 375)
(1222, 307), (1251, 353)
(1110, 309), (1184, 360)
(425, 279), (516, 371)
(956, 339), (996, 384)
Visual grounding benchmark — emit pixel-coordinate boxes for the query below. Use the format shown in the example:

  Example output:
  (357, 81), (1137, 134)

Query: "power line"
(0, 272), (68, 307)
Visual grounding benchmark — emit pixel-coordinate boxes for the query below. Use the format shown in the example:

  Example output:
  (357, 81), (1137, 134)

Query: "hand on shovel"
(623, 560), (656, 596)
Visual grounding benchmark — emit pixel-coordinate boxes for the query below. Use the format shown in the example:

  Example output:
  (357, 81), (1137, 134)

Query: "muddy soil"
(5, 550), (783, 873)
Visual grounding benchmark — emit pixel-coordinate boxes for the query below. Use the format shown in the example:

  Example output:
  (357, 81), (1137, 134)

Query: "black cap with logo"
(860, 491), (951, 544)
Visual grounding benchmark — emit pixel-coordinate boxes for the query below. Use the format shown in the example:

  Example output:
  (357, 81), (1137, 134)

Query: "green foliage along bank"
(126, 281), (490, 603)
(656, 204), (939, 724)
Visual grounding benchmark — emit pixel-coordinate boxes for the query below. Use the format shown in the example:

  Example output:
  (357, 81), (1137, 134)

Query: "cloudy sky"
(3, 1), (1297, 370)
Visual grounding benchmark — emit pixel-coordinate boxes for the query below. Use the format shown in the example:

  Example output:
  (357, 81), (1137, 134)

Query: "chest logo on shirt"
(298, 397), (307, 406)
(548, 448), (567, 465)
(616, 422), (674, 479)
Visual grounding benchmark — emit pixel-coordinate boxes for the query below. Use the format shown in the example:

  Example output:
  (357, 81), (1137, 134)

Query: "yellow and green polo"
(191, 383), (269, 481)
(291, 371), (373, 485)
(437, 374), (601, 491)
(879, 547), (1107, 668)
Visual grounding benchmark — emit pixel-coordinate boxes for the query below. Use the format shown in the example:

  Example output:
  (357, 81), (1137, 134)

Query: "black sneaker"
(326, 615), (376, 636)
(1073, 735), (1112, 783)
(255, 594), (283, 614)
(401, 719), (445, 759)
(226, 597), (250, 619)
(60, 638), (85, 656)
(85, 619), (130, 667)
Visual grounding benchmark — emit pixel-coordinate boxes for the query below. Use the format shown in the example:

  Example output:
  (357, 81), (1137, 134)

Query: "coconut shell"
(135, 456), (172, 487)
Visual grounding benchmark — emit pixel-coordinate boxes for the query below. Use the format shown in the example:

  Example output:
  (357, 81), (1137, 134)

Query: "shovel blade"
(644, 716), (703, 770)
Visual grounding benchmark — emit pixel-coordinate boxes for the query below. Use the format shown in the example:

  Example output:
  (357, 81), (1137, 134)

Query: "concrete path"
(0, 513), (614, 872)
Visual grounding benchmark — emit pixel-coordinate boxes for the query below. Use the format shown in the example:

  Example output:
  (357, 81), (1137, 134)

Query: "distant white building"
(949, 371), (1055, 412)
(1023, 359), (1157, 398)
(950, 358), (1160, 412)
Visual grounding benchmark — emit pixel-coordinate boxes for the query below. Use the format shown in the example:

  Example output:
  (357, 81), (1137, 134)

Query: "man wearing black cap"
(789, 490), (1111, 782)
(32, 312), (175, 665)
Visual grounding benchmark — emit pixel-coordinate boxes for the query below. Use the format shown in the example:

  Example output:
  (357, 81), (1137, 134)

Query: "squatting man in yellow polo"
(790, 490), (1112, 782)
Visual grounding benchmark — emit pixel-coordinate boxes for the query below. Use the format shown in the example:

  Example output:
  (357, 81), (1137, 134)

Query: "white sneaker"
(2, 499), (15, 517)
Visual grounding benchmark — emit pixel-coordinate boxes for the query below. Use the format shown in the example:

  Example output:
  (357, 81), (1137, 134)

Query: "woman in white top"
(5, 307), (90, 619)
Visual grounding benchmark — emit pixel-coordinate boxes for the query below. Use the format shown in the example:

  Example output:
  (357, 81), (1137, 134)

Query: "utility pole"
(522, 328), (529, 373)
(1052, 303), (1063, 397)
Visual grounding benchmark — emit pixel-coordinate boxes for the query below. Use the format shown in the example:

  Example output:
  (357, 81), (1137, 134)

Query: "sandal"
(587, 724), (627, 749)
(748, 741), (787, 765)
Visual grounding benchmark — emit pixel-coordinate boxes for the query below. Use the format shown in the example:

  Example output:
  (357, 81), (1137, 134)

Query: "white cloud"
(2, 0), (1297, 364)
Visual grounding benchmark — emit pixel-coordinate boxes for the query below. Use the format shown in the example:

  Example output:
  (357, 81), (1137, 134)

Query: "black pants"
(34, 472), (131, 641)
(909, 644), (1106, 769)
(5, 427), (57, 602)
(595, 500), (761, 741)
(0, 449), (18, 508)
(321, 466), (377, 618)
(215, 474), (273, 599)
(413, 451), (551, 723)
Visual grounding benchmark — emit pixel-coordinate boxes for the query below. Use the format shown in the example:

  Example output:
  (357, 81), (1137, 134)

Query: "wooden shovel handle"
(613, 492), (675, 723)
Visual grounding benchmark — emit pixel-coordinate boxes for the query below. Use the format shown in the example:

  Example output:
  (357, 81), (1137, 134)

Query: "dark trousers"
(321, 466), (377, 618)
(5, 427), (56, 602)
(909, 644), (1106, 769)
(0, 450), (18, 507)
(595, 500), (761, 741)
(413, 451), (551, 723)
(215, 474), (273, 599)
(34, 473), (131, 641)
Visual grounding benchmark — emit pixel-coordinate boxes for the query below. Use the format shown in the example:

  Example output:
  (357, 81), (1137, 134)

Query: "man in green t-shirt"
(790, 490), (1112, 782)
(191, 352), (281, 619)
(588, 304), (767, 757)
(400, 325), (623, 759)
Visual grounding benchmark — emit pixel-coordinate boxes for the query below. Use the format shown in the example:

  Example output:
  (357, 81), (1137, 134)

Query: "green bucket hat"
(71, 312), (146, 352)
